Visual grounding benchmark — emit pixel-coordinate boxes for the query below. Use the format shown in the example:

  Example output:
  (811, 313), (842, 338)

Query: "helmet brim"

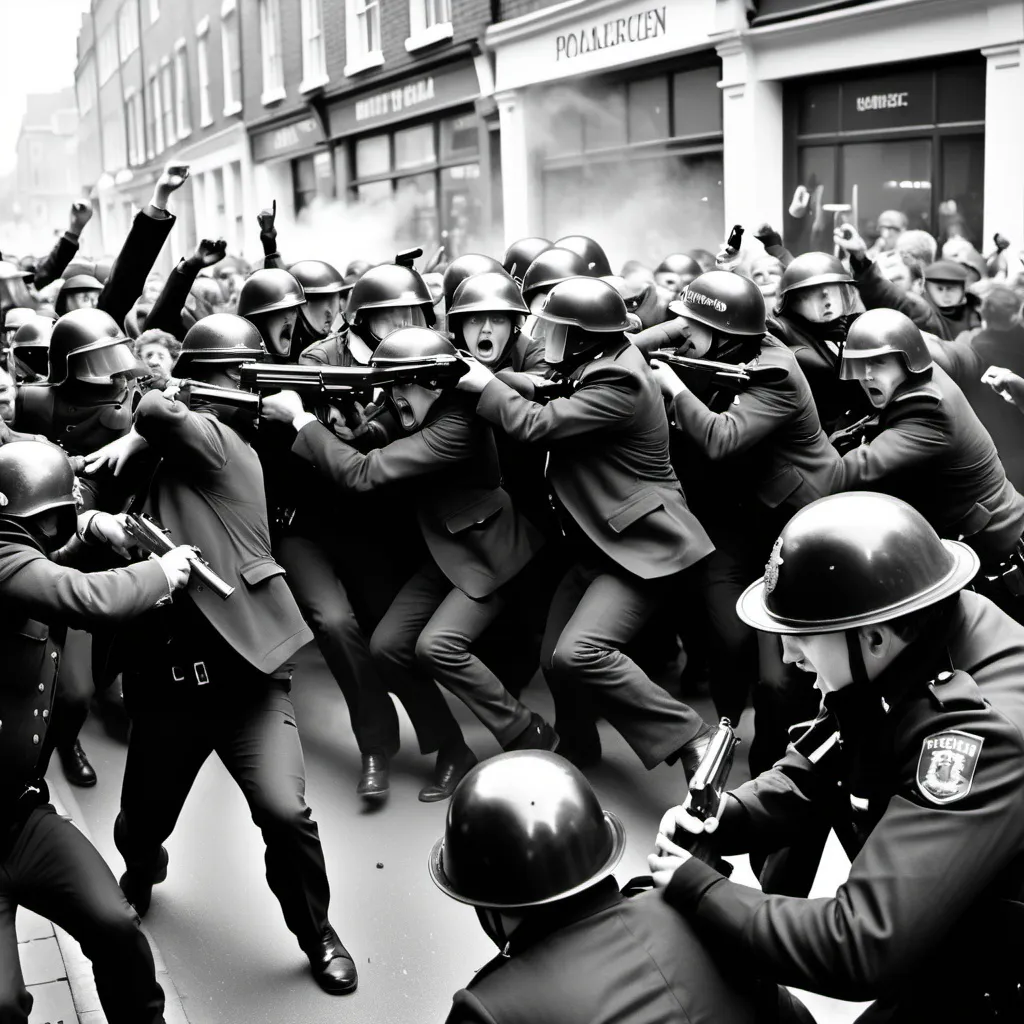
(781, 272), (854, 295)
(736, 538), (979, 635)
(427, 810), (627, 910)
(300, 282), (345, 296)
(242, 294), (306, 317)
(667, 303), (764, 337)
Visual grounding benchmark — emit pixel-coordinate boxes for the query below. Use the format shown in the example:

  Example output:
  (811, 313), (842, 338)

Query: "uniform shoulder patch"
(916, 729), (984, 805)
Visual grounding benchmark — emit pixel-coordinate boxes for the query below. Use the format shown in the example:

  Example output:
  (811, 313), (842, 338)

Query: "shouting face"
(461, 313), (514, 367)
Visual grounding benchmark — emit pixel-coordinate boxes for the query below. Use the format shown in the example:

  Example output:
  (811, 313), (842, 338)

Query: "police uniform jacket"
(446, 877), (782, 1024)
(667, 336), (841, 516)
(0, 518), (168, 801)
(662, 591), (1024, 1008)
(476, 339), (713, 580)
(835, 363), (1024, 564)
(133, 390), (313, 673)
(292, 392), (543, 600)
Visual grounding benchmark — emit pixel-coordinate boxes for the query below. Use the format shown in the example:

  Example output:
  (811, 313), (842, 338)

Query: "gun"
(123, 513), (235, 601)
(726, 224), (745, 251)
(530, 375), (578, 403)
(827, 411), (879, 455)
(173, 379), (262, 417)
(238, 358), (468, 399)
(650, 350), (789, 392)
(672, 717), (738, 877)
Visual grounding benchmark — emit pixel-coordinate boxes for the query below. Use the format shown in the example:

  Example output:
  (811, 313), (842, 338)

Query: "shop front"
(325, 59), (489, 258)
(250, 113), (333, 226)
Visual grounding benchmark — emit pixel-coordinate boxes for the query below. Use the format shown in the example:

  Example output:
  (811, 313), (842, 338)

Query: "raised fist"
(69, 201), (93, 235)
(257, 200), (277, 238)
(190, 238), (228, 269)
(789, 185), (811, 219)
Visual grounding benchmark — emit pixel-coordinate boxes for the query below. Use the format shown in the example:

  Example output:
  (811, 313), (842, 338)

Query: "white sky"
(0, 0), (92, 175)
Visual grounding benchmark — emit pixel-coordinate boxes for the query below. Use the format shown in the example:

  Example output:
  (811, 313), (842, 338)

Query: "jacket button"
(32, 734), (39, 745)
(33, 709), (38, 717)
(51, 652), (58, 661)
(38, 683), (45, 692)
(42, 709), (49, 719)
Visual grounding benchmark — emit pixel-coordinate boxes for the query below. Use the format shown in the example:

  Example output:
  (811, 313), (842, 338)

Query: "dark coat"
(926, 292), (982, 341)
(835, 364), (1024, 563)
(851, 255), (946, 336)
(663, 591), (1024, 1009)
(133, 390), (313, 673)
(32, 232), (80, 292)
(476, 340), (713, 580)
(292, 393), (543, 600)
(98, 206), (175, 331)
(145, 257), (201, 339)
(446, 877), (786, 1024)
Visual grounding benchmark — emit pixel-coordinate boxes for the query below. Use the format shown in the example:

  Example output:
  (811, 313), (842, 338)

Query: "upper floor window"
(259, 0), (286, 103)
(98, 27), (119, 84)
(196, 19), (212, 127)
(76, 63), (97, 116)
(221, 1), (242, 115)
(174, 42), (191, 138)
(160, 61), (176, 146)
(118, 1), (139, 61)
(300, 0), (328, 92)
(406, 0), (453, 52)
(345, 0), (383, 76)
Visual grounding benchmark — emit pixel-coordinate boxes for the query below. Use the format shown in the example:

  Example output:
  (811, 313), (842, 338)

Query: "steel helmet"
(502, 237), (552, 281)
(778, 252), (854, 299)
(175, 314), (267, 375)
(60, 274), (103, 295)
(447, 271), (528, 319)
(9, 316), (53, 382)
(538, 277), (633, 332)
(237, 269), (306, 319)
(521, 248), (589, 306)
(655, 253), (702, 280)
(839, 308), (932, 378)
(428, 751), (626, 909)
(345, 263), (436, 327)
(3, 307), (36, 337)
(669, 271), (766, 336)
(442, 254), (505, 310)
(287, 260), (344, 295)
(48, 308), (135, 386)
(371, 327), (459, 367)
(554, 235), (613, 278)
(737, 492), (979, 635)
(0, 440), (77, 518)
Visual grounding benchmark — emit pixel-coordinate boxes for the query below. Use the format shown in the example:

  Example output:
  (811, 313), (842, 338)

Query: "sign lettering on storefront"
(555, 6), (667, 61)
(355, 78), (437, 123)
(854, 91), (909, 113)
(251, 117), (324, 163)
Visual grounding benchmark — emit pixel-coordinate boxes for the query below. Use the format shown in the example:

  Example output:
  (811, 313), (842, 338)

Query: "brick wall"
(497, 0), (564, 21)
(241, 0), (309, 125)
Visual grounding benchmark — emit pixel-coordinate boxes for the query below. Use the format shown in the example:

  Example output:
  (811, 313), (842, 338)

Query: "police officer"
(502, 237), (551, 283)
(237, 267), (307, 362)
(654, 253), (702, 299)
(431, 750), (809, 1024)
(554, 235), (613, 278)
(113, 315), (358, 995)
(458, 277), (715, 775)
(520, 248), (590, 330)
(6, 315), (51, 383)
(0, 439), (191, 1024)
(441, 254), (506, 317)
(650, 492), (1024, 1021)
(288, 259), (346, 352)
(649, 271), (839, 752)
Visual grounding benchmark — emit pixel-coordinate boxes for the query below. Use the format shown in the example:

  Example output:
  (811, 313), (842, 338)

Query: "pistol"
(673, 717), (738, 877)
(124, 513), (234, 601)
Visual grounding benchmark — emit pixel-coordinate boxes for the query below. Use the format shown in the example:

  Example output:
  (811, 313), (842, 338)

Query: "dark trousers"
(0, 804), (165, 1024)
(116, 677), (331, 951)
(370, 560), (534, 750)
(51, 628), (94, 752)
(540, 556), (708, 769)
(277, 532), (403, 754)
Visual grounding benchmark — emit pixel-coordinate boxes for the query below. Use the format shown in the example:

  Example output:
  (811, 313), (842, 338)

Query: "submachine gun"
(648, 350), (789, 393)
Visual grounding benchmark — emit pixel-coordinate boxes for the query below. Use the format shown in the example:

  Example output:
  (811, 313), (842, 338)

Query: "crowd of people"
(1, 160), (1023, 1023)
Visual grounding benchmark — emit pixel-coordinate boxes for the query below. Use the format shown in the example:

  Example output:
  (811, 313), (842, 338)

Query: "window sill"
(344, 50), (384, 77)
(260, 86), (286, 107)
(177, 126), (193, 140)
(299, 72), (330, 94)
(200, 115), (214, 128)
(404, 22), (453, 52)
(223, 99), (242, 117)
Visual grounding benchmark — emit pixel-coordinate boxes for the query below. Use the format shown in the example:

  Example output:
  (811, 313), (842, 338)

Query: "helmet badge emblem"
(764, 536), (784, 595)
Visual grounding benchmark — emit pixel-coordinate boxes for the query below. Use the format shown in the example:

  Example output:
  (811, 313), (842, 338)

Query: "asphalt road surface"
(69, 642), (868, 1024)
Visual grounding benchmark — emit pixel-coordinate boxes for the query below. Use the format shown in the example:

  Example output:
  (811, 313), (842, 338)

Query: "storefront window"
(395, 124), (435, 170)
(673, 67), (723, 138)
(441, 163), (483, 261)
(396, 173), (438, 250)
(844, 139), (932, 237)
(355, 134), (390, 178)
(293, 154), (318, 214)
(356, 179), (392, 205)
(939, 135), (985, 244)
(627, 77), (670, 145)
(440, 115), (478, 162)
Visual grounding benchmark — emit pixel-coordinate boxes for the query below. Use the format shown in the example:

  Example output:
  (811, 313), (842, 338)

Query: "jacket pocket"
(607, 490), (665, 534)
(1, 619), (51, 693)
(445, 491), (505, 535)
(239, 557), (287, 587)
(758, 464), (804, 509)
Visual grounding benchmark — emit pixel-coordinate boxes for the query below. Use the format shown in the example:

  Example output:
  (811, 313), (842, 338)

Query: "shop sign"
(251, 117), (325, 163)
(329, 61), (480, 138)
(841, 70), (932, 131)
(555, 7), (667, 61)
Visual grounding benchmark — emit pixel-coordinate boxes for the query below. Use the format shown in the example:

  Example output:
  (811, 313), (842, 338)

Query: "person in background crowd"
(133, 329), (181, 391)
(54, 273), (102, 315)
(144, 238), (228, 340)
(865, 209), (908, 258)
(922, 260), (983, 339)
(654, 254), (702, 300)
(896, 228), (939, 266)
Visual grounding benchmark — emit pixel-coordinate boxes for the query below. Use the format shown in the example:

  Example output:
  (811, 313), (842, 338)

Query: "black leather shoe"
(505, 712), (559, 752)
(118, 846), (169, 918)
(304, 926), (358, 995)
(58, 740), (97, 788)
(418, 744), (477, 803)
(356, 752), (390, 801)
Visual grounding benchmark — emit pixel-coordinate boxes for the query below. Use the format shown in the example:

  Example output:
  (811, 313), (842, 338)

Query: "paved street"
(61, 643), (870, 1024)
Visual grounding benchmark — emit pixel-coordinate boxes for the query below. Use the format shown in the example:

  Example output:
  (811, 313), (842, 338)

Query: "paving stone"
(25, 979), (76, 1024)
(20, 937), (66, 987)
(16, 909), (54, 943)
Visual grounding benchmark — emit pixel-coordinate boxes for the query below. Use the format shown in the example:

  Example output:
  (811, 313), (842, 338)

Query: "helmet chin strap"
(475, 908), (512, 957)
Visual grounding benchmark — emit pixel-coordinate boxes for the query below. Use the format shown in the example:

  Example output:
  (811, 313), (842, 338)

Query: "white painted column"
(717, 38), (785, 241)
(982, 42), (1024, 248)
(495, 88), (541, 246)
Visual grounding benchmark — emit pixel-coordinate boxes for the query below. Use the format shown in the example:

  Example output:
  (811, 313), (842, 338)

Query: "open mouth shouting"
(392, 393), (417, 430)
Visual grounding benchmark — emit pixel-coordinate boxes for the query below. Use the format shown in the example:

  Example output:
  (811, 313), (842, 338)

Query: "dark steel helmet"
(656, 253), (702, 279)
(10, 316), (53, 382)
(521, 248), (590, 306)
(502, 237), (552, 280)
(345, 259), (372, 278)
(60, 274), (103, 294)
(778, 252), (854, 298)
(554, 235), (613, 278)
(669, 271), (766, 336)
(737, 492), (979, 635)
(175, 314), (267, 374)
(839, 308), (932, 377)
(447, 271), (528, 319)
(923, 259), (971, 284)
(371, 326), (458, 367)
(537, 276), (634, 332)
(3, 307), (36, 336)
(345, 263), (436, 327)
(48, 308), (130, 385)
(428, 751), (626, 909)
(237, 269), (306, 319)
(0, 440), (77, 518)
(287, 260), (344, 295)
(442, 254), (505, 310)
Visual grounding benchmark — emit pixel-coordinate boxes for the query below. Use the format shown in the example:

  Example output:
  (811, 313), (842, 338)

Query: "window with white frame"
(406, 0), (453, 51)
(149, 0), (159, 23)
(259, 0), (285, 103)
(118, 1), (140, 61)
(221, 1), (242, 115)
(197, 23), (212, 126)
(174, 43), (191, 137)
(98, 27), (119, 84)
(345, 0), (383, 75)
(300, 0), (327, 91)
(160, 61), (176, 146)
(125, 90), (146, 166)
(148, 72), (164, 155)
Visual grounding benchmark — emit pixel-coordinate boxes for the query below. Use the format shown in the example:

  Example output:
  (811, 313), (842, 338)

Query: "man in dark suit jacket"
(458, 277), (715, 775)
(111, 314), (358, 996)
(262, 328), (556, 804)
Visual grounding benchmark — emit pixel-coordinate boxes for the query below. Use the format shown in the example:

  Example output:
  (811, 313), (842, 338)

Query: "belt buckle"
(194, 661), (210, 685)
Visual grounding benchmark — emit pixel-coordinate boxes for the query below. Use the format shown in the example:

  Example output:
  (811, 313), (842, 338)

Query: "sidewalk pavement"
(17, 773), (188, 1024)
